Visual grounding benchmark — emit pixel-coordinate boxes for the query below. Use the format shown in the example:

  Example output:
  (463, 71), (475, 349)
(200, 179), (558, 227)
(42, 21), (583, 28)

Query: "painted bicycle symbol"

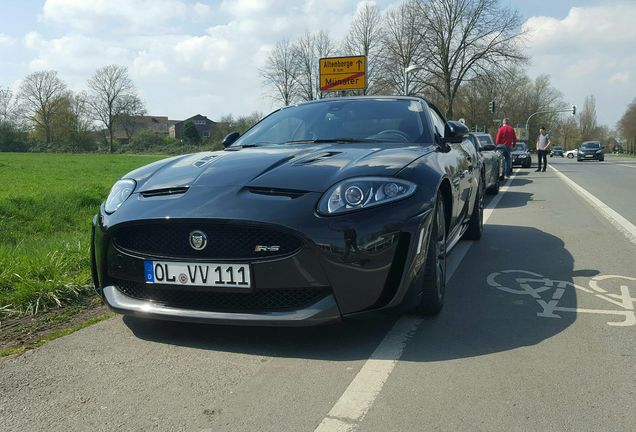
(486, 270), (636, 327)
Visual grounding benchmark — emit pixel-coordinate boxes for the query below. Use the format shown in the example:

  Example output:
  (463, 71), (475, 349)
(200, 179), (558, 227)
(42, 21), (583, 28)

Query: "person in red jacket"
(495, 118), (517, 177)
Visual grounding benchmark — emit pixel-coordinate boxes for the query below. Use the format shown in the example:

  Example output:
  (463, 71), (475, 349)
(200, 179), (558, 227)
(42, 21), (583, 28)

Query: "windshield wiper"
(284, 138), (380, 144)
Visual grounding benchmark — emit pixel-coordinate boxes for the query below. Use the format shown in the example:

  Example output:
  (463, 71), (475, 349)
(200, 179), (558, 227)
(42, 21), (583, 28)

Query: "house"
(170, 114), (217, 140)
(113, 116), (178, 144)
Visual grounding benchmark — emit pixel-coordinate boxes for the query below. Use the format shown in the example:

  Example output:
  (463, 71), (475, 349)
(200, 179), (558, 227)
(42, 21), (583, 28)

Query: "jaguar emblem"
(189, 230), (208, 250)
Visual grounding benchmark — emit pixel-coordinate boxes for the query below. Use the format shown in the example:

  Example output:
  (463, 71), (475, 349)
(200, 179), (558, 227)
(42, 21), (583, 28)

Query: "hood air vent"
(294, 152), (341, 165)
(141, 187), (189, 198)
(246, 187), (307, 199)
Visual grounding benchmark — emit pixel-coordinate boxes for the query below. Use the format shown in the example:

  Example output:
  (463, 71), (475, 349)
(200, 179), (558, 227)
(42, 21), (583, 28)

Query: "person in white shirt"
(535, 126), (551, 172)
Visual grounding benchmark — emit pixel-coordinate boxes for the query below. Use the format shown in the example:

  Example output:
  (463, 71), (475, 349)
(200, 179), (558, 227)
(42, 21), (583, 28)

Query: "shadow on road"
(125, 226), (579, 363)
(402, 225), (579, 362)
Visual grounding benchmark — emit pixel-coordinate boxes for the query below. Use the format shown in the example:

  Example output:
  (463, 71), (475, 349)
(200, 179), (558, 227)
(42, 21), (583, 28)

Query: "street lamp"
(404, 64), (423, 96)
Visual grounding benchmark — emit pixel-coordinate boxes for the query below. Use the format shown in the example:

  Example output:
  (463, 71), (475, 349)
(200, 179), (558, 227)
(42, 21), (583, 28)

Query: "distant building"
(113, 116), (179, 144)
(170, 115), (217, 140)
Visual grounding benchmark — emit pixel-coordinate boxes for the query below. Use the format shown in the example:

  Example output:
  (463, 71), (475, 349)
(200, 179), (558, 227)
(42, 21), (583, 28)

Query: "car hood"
(511, 150), (529, 156)
(128, 143), (433, 194)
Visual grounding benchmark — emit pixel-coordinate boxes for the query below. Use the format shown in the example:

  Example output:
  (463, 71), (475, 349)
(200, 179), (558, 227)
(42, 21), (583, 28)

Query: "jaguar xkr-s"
(91, 96), (484, 325)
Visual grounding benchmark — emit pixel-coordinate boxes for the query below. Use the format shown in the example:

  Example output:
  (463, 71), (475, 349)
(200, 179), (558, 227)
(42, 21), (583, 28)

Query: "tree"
(579, 95), (598, 140)
(293, 30), (336, 101)
(377, 1), (427, 95)
(260, 40), (298, 106)
(415, 0), (526, 118)
(18, 70), (67, 146)
(182, 120), (200, 144)
(618, 98), (636, 153)
(87, 65), (144, 153)
(0, 87), (22, 126)
(342, 2), (384, 95)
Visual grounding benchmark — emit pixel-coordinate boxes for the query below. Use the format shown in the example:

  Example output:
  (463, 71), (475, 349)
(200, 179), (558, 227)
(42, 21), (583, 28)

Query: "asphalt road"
(2, 155), (635, 432)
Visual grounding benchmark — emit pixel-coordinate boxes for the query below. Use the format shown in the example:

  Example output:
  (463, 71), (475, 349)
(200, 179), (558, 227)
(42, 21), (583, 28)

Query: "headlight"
(317, 177), (416, 215)
(104, 179), (136, 214)
(596, 150), (602, 153)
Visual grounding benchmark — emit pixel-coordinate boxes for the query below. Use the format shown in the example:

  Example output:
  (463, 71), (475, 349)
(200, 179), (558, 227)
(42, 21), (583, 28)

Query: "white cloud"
(0, 33), (16, 46)
(41, 0), (189, 33)
(609, 72), (630, 85)
(523, 3), (636, 126)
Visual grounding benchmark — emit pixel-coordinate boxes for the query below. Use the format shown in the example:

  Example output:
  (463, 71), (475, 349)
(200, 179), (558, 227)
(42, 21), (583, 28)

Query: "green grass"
(0, 153), (165, 315)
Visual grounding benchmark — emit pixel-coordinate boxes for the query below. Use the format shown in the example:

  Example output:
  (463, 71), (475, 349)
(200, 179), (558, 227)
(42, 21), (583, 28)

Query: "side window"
(428, 107), (446, 139)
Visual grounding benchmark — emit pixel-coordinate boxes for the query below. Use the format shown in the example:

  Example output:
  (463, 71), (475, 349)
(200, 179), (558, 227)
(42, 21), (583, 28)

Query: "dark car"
(469, 132), (502, 194)
(550, 146), (564, 157)
(511, 142), (532, 168)
(577, 141), (604, 161)
(91, 96), (484, 326)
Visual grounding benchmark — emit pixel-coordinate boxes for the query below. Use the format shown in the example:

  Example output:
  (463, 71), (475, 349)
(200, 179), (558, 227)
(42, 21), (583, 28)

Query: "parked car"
(577, 141), (604, 162)
(469, 132), (502, 194)
(511, 142), (532, 168)
(564, 149), (577, 158)
(92, 96), (485, 325)
(550, 146), (564, 157)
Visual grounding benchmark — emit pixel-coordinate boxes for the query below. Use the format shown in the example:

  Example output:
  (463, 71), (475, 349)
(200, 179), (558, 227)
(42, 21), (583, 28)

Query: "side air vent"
(246, 187), (307, 199)
(141, 187), (189, 198)
(294, 152), (341, 165)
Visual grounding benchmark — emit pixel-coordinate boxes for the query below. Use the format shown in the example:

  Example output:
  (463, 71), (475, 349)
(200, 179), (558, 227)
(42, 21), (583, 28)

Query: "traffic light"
(571, 105), (576, 116)
(489, 100), (496, 113)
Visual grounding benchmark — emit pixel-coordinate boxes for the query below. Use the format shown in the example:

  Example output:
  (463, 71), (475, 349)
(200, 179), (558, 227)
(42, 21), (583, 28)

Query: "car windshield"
(581, 142), (601, 149)
(514, 143), (527, 151)
(478, 135), (493, 146)
(232, 99), (431, 146)
(553, 146), (562, 150)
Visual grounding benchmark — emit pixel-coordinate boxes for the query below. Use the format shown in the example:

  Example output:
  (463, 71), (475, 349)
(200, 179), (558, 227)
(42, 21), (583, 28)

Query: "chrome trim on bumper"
(102, 285), (341, 326)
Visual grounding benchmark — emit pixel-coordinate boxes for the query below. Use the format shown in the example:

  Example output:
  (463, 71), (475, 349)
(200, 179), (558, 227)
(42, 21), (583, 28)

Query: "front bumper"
(102, 285), (341, 326)
(511, 155), (531, 166)
(92, 187), (435, 325)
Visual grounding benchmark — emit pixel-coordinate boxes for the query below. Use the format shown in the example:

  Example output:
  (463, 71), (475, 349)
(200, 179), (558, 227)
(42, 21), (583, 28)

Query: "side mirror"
(480, 144), (496, 151)
(444, 121), (469, 144)
(222, 131), (240, 148)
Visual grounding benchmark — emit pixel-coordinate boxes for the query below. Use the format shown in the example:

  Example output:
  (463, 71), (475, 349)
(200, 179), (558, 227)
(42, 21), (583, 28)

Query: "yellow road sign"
(319, 55), (366, 91)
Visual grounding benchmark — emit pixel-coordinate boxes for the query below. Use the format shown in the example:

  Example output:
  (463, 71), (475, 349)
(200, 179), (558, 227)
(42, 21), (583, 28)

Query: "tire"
(486, 173), (499, 195)
(416, 194), (447, 316)
(463, 178), (483, 240)
(577, 158), (582, 162)
(567, 153), (574, 159)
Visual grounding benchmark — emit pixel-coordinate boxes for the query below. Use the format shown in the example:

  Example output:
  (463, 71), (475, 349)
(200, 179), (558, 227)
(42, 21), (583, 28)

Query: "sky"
(0, 0), (634, 128)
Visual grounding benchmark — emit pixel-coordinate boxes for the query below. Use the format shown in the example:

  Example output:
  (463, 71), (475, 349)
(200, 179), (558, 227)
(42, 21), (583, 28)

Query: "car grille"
(112, 279), (331, 312)
(113, 222), (302, 259)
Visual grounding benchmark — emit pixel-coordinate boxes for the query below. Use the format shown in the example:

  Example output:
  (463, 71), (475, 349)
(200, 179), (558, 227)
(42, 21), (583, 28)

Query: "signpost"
(319, 55), (366, 92)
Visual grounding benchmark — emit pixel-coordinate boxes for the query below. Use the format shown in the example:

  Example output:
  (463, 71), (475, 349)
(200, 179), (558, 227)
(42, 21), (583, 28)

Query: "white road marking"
(550, 165), (636, 245)
(314, 171), (518, 432)
(616, 163), (636, 169)
(487, 271), (636, 327)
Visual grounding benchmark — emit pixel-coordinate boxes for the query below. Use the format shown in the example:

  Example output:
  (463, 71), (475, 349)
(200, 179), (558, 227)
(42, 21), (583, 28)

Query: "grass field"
(0, 152), (165, 315)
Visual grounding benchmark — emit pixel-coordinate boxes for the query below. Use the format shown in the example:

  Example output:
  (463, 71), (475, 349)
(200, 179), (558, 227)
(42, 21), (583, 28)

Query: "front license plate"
(144, 260), (251, 288)
(585, 155), (593, 158)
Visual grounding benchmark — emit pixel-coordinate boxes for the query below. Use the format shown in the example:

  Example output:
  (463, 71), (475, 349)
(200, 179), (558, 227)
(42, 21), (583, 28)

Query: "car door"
(428, 107), (471, 230)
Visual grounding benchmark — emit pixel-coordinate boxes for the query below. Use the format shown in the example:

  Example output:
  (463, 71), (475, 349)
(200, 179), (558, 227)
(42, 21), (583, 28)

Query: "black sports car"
(511, 142), (532, 168)
(468, 132), (503, 195)
(91, 96), (484, 326)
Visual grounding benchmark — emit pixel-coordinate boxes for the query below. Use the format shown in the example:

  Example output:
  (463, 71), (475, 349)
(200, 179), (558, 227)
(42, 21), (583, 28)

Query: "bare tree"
(293, 30), (336, 101)
(579, 95), (598, 140)
(260, 39), (299, 107)
(18, 70), (67, 145)
(342, 2), (384, 95)
(87, 64), (144, 152)
(379, 1), (426, 95)
(618, 98), (636, 153)
(416, 0), (526, 118)
(0, 87), (20, 125)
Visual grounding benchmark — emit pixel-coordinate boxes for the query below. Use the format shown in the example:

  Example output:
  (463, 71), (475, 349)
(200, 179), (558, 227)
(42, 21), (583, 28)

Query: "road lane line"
(313, 171), (518, 432)
(550, 165), (636, 245)
(617, 164), (636, 169)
